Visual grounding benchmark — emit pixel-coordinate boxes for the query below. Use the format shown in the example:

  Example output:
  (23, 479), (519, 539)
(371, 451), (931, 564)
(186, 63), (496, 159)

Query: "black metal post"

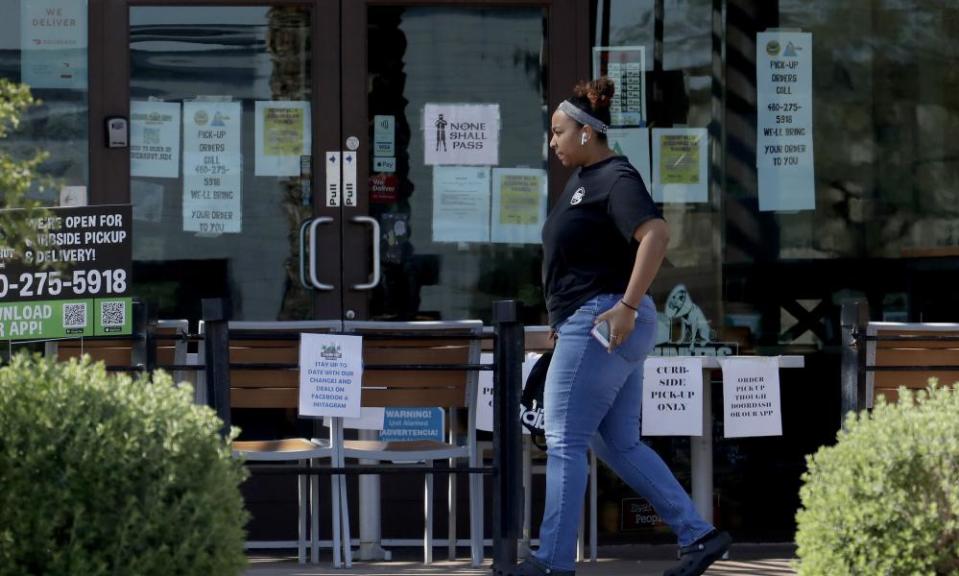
(202, 298), (232, 437)
(491, 300), (524, 575)
(840, 299), (868, 428)
(131, 299), (148, 372)
(145, 301), (158, 374)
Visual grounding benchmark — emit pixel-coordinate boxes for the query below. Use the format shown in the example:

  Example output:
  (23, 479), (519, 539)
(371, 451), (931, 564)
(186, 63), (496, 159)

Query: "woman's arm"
(595, 218), (670, 352)
(623, 218), (670, 306)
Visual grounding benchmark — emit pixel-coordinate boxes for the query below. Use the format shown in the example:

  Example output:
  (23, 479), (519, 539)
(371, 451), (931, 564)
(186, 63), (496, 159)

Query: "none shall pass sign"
(299, 333), (363, 418)
(720, 357), (782, 438)
(641, 357), (703, 436)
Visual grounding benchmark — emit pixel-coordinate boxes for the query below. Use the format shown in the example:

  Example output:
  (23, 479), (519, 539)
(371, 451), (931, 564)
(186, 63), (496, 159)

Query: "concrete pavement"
(246, 548), (797, 575)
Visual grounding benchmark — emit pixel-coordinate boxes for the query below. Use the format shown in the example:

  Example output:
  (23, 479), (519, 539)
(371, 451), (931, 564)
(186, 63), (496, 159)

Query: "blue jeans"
(534, 294), (714, 571)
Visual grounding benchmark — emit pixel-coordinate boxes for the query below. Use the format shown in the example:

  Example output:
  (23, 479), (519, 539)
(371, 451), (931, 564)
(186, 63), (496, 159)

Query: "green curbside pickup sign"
(0, 205), (133, 341)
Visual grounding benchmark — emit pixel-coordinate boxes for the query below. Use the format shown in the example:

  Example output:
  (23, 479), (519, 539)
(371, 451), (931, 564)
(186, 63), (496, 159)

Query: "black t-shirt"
(541, 155), (663, 327)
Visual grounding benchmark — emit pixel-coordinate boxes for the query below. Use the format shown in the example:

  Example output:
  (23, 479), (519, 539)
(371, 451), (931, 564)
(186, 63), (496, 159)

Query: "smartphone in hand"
(591, 320), (611, 348)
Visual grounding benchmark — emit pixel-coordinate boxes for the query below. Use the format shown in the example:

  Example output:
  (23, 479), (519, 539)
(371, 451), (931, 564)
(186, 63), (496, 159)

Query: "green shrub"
(796, 383), (959, 576)
(0, 353), (249, 576)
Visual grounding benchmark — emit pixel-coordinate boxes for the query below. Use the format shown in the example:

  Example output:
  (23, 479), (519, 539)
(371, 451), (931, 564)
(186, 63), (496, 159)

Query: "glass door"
(98, 0), (581, 325)
(339, 1), (582, 324)
(110, 2), (342, 323)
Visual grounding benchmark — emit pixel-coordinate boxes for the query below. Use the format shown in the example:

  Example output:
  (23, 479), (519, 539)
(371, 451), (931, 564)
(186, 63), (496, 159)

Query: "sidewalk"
(246, 559), (796, 575)
(246, 546), (797, 575)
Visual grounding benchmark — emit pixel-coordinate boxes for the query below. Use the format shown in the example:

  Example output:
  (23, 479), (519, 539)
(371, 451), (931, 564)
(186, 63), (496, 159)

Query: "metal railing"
(3, 297), (527, 572)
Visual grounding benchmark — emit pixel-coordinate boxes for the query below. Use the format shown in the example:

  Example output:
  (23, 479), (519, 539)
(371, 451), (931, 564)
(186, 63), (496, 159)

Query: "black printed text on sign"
(641, 357), (704, 436)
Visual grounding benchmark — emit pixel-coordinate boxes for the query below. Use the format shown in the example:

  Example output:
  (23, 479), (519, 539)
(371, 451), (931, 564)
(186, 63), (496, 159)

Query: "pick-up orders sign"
(0, 205), (132, 340)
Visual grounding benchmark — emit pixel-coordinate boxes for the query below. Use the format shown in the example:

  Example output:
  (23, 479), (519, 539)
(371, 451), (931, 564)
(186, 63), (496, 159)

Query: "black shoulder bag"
(520, 351), (552, 450)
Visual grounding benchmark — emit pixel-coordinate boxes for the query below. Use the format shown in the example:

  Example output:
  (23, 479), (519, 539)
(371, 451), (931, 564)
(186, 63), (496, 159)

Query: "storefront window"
(726, 1), (959, 337)
(593, 0), (722, 347)
(744, 1), (959, 263)
(590, 0), (959, 544)
(0, 0), (89, 205)
(722, 0), (959, 540)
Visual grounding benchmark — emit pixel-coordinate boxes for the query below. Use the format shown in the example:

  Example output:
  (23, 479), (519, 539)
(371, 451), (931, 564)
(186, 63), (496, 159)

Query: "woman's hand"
(595, 301), (636, 353)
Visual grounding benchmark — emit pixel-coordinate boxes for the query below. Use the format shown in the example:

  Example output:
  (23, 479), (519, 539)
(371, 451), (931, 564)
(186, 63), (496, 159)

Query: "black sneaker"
(505, 555), (575, 576)
(663, 530), (732, 576)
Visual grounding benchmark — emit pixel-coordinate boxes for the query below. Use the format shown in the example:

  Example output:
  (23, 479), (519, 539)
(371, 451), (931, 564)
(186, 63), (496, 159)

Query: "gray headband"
(558, 100), (608, 134)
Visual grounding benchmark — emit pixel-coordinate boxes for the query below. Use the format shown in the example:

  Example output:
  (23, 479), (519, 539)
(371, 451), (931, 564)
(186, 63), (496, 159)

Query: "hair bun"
(569, 77), (615, 127)
(585, 77), (615, 112)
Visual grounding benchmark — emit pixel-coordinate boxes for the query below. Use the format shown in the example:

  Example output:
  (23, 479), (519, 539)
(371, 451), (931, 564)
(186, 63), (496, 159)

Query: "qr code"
(143, 127), (160, 145)
(100, 301), (126, 329)
(63, 302), (87, 329)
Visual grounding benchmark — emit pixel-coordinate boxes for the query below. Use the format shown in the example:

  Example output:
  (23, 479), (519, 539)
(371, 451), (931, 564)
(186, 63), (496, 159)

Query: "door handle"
(351, 216), (381, 290)
(308, 217), (335, 291)
(298, 218), (313, 290)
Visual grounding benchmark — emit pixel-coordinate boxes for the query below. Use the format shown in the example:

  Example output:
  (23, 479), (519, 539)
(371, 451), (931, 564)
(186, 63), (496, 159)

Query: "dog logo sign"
(664, 284), (713, 347)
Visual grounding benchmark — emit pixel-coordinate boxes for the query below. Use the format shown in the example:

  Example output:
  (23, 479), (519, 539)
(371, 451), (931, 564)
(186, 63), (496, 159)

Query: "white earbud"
(580, 132), (588, 146)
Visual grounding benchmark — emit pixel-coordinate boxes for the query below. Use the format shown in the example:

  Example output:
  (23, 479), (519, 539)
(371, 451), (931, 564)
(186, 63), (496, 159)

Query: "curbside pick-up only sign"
(0, 205), (132, 341)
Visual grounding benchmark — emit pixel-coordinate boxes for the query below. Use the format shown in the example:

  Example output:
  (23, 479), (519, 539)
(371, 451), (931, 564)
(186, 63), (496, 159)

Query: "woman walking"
(517, 78), (730, 576)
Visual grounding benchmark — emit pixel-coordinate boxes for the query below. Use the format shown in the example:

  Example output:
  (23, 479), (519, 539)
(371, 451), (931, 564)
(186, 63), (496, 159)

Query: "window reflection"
(725, 2), (959, 263)
(367, 7), (548, 323)
(783, 1), (959, 259)
(0, 0), (88, 205)
(129, 7), (312, 321)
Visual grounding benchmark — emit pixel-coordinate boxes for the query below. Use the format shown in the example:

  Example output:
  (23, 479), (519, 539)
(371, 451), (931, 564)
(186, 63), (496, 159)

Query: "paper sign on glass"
(720, 357), (783, 438)
(432, 166), (491, 243)
(592, 46), (646, 127)
(490, 168), (547, 244)
(374, 115), (395, 157)
(756, 31), (815, 212)
(182, 101), (243, 234)
(20, 0), (88, 90)
(299, 333), (364, 418)
(254, 101), (311, 177)
(652, 128), (708, 204)
(641, 357), (703, 436)
(423, 104), (500, 166)
(131, 101), (181, 178)
(608, 128), (652, 191)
